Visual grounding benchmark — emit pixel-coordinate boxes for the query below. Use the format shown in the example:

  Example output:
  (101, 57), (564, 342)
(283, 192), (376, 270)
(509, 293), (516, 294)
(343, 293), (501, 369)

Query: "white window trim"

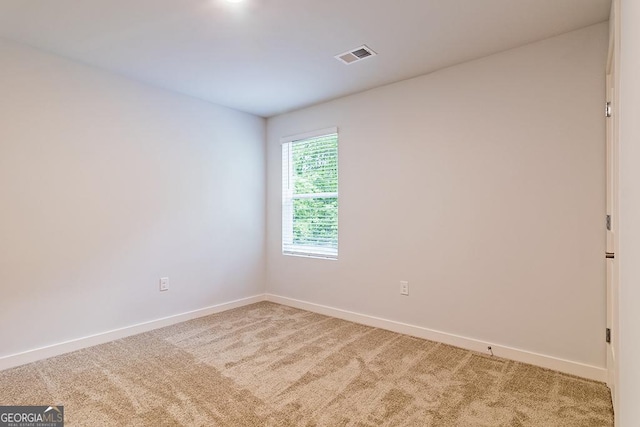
(281, 127), (338, 260)
(280, 127), (338, 145)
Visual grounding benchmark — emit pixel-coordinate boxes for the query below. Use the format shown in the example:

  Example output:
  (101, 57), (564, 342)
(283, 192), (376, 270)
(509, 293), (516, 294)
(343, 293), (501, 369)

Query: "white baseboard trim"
(265, 294), (607, 383)
(0, 294), (265, 372)
(2, 293), (607, 383)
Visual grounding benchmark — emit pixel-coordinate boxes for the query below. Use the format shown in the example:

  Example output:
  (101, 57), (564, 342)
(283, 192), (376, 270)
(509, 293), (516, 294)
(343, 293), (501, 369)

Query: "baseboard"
(0, 294), (265, 372)
(2, 293), (607, 383)
(265, 294), (607, 383)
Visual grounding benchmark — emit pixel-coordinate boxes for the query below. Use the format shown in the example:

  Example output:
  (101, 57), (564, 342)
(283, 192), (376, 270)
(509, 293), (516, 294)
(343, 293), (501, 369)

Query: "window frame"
(281, 127), (338, 260)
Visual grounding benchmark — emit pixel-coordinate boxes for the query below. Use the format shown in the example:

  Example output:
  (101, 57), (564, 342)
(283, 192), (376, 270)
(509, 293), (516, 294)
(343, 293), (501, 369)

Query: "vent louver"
(335, 45), (377, 65)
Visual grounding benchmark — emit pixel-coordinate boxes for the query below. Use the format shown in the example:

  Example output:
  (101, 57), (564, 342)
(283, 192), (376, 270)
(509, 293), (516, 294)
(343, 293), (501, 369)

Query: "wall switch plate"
(400, 281), (409, 296)
(160, 277), (169, 292)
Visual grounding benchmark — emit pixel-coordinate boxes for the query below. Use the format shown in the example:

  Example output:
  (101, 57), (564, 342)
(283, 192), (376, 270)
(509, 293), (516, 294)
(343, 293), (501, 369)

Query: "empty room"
(1, 0), (640, 426)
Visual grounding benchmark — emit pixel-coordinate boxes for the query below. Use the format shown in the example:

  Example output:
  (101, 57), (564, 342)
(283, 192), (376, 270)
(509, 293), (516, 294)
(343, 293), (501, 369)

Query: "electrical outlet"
(160, 277), (169, 292)
(400, 281), (409, 296)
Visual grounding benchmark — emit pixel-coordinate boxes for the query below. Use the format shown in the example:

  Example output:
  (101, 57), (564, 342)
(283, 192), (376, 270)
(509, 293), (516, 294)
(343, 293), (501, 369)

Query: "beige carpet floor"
(0, 302), (613, 426)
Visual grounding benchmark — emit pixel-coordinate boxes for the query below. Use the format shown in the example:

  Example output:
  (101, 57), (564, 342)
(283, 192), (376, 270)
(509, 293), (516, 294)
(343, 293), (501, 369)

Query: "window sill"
(283, 251), (338, 261)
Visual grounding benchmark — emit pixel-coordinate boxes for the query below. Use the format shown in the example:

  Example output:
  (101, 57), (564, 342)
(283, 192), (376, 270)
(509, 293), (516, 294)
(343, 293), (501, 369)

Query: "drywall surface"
(618, 0), (640, 424)
(0, 38), (265, 357)
(266, 24), (608, 368)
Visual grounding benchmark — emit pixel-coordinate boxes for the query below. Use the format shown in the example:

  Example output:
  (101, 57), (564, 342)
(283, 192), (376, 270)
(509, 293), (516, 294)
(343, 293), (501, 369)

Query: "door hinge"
(606, 214), (612, 231)
(606, 101), (612, 118)
(606, 328), (611, 344)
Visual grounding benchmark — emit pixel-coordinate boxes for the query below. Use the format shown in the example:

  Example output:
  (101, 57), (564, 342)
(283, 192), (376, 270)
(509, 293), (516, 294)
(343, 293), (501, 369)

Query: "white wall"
(618, 0), (640, 424)
(266, 24), (608, 369)
(0, 38), (265, 358)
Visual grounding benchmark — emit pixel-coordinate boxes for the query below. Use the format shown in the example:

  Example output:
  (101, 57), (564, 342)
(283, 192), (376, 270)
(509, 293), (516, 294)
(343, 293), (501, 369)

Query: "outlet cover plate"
(400, 281), (409, 296)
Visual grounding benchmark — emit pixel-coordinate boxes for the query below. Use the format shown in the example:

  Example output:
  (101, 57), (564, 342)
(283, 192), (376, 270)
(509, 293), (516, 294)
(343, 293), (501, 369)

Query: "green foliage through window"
(283, 132), (338, 257)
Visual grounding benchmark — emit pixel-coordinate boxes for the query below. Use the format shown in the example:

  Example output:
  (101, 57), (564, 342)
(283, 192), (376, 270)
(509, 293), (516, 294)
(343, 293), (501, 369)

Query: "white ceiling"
(0, 0), (611, 117)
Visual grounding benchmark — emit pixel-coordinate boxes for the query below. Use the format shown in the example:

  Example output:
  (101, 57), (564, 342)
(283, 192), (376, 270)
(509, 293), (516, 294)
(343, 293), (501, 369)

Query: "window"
(282, 128), (338, 259)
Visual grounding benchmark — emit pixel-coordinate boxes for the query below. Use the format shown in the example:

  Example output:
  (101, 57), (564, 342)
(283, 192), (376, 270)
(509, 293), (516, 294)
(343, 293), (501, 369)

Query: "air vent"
(335, 45), (377, 65)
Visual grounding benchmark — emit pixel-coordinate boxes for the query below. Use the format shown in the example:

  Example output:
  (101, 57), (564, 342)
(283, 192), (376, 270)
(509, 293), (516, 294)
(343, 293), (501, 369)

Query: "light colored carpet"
(0, 302), (613, 426)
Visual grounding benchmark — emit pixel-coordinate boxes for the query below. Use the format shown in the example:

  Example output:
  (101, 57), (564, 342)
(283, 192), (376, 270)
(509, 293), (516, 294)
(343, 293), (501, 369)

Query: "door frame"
(605, 0), (620, 413)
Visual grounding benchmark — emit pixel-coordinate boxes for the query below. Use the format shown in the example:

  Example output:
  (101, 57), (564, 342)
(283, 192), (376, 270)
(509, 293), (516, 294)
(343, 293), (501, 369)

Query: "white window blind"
(282, 129), (338, 259)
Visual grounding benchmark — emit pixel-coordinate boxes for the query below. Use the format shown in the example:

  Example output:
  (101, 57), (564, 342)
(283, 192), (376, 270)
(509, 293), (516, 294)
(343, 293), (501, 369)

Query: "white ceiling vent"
(335, 45), (377, 65)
